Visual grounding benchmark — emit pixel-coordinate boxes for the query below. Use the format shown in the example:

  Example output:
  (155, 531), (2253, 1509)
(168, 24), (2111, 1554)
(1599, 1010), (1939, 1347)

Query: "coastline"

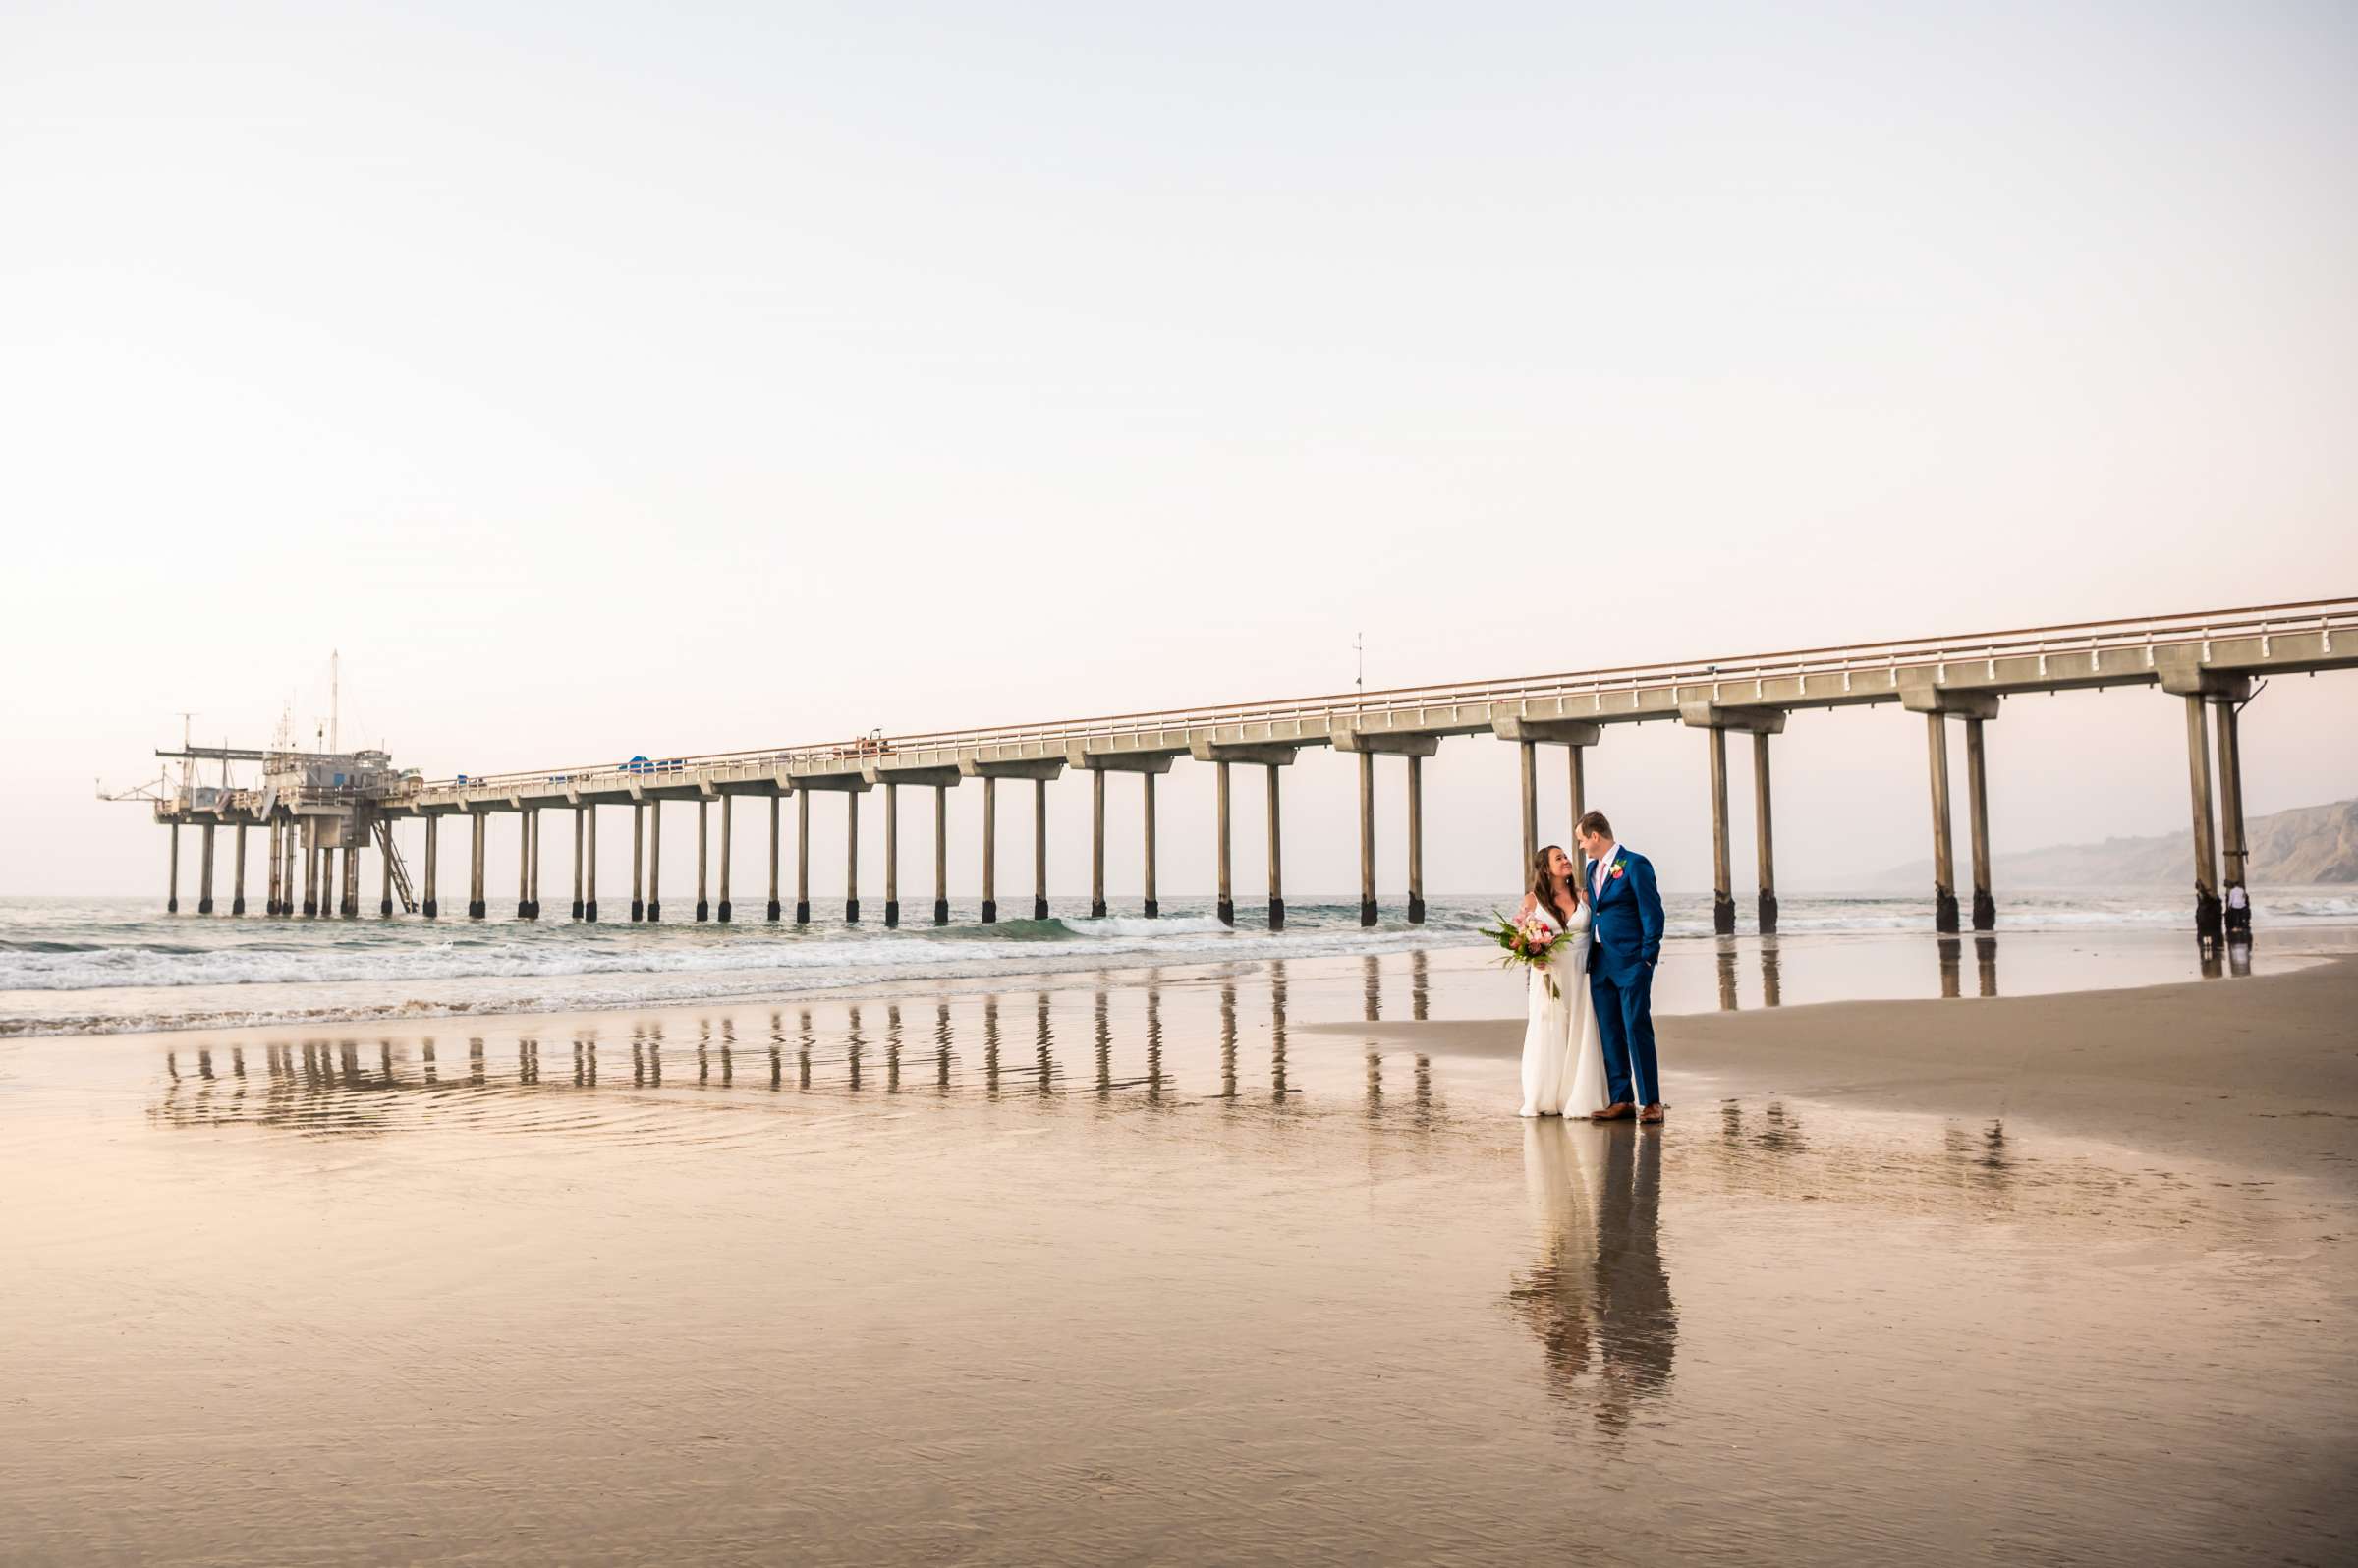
(1306, 954), (2358, 1190)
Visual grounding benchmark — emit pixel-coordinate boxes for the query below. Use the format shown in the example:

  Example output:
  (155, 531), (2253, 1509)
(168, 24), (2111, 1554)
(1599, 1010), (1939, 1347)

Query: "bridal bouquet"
(1480, 911), (1573, 999)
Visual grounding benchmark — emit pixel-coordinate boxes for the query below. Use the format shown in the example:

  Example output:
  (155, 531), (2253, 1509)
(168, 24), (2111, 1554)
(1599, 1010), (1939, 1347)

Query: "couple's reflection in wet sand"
(1509, 1120), (1676, 1430)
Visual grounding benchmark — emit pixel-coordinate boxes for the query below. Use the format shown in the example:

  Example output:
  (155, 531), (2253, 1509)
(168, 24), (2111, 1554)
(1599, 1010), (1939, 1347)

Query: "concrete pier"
(231, 822), (247, 915)
(1336, 727), (1439, 928)
(1357, 751), (1376, 926)
(2183, 695), (2223, 938)
(167, 823), (179, 913)
(1034, 779), (1049, 921)
(571, 809), (585, 920)
(342, 841), (361, 919)
(1964, 719), (1994, 930)
(298, 830), (312, 917)
(1567, 746), (1586, 834)
(1518, 740), (1537, 873)
(630, 804), (645, 923)
(264, 820), (280, 915)
(715, 796), (732, 923)
(766, 796), (782, 923)
(1215, 761), (1233, 926)
(378, 837), (392, 916)
(517, 812), (533, 920)
(197, 822), (216, 915)
(647, 803), (663, 923)
(1926, 714), (1960, 934)
(1751, 734), (1776, 935)
(469, 813), (486, 919)
(981, 775), (997, 924)
(584, 806), (598, 922)
(1493, 716), (1602, 878)
(696, 800), (710, 923)
(1267, 763), (1285, 930)
(1072, 752), (1170, 919)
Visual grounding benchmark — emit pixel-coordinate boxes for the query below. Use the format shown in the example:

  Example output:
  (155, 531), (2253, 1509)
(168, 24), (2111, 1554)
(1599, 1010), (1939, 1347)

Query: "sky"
(4, 0), (2355, 900)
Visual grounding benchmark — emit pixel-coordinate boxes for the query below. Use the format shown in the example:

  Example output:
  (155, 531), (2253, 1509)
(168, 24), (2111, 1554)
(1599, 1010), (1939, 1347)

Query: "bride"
(1517, 844), (1609, 1118)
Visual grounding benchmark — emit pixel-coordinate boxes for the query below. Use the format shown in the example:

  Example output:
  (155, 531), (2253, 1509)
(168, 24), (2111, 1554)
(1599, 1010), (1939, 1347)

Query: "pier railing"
(415, 595), (2357, 792)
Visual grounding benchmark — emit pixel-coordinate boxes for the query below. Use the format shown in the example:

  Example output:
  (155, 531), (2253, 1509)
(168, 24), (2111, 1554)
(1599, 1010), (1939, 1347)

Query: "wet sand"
(1313, 953), (2358, 1190)
(3, 947), (2354, 1565)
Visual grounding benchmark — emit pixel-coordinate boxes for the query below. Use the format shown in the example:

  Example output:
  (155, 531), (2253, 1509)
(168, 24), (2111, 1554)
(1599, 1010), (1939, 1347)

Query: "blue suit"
(1586, 847), (1665, 1107)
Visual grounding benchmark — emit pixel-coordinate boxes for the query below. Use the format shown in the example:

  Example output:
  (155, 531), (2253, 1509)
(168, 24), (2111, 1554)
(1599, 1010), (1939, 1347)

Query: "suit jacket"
(1585, 847), (1663, 983)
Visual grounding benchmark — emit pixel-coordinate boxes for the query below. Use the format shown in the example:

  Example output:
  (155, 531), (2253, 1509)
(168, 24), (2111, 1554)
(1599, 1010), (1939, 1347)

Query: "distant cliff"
(1870, 797), (2358, 887)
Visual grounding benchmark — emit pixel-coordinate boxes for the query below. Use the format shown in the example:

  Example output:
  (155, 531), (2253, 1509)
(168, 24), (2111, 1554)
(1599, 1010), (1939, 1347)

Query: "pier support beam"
(981, 777), (997, 923)
(584, 806), (597, 922)
(1408, 754), (1426, 924)
(1751, 733), (1777, 935)
(696, 799), (711, 923)
(300, 827), (315, 917)
(915, 760), (1014, 921)
(795, 791), (810, 924)
(630, 803), (645, 923)
(469, 812), (487, 920)
(1902, 691), (1997, 936)
(716, 795), (732, 923)
(845, 791), (860, 923)
(2185, 695), (2221, 938)
(1034, 780), (1049, 921)
(1335, 727), (1441, 929)
(571, 808), (585, 920)
(422, 815), (440, 918)
(1492, 717), (1602, 883)
(232, 822), (248, 915)
(2216, 694), (2252, 933)
(1190, 739), (1301, 929)
(647, 803), (663, 922)
(378, 835), (392, 916)
(167, 823), (180, 913)
(343, 841), (361, 920)
(883, 783), (899, 927)
(1678, 704), (1786, 936)
(284, 822), (299, 917)
(1567, 745), (1586, 836)
(766, 795), (782, 923)
(1964, 719), (1994, 931)
(197, 822), (215, 915)
(1066, 750), (1174, 920)
(518, 812), (533, 920)
(265, 820), (280, 915)
(934, 785), (948, 925)
(2159, 667), (2253, 940)
(1215, 762), (1233, 925)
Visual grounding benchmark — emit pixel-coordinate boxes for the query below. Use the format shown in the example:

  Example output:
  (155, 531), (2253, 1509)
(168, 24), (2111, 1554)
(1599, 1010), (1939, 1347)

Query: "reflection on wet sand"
(1511, 1121), (1677, 1429)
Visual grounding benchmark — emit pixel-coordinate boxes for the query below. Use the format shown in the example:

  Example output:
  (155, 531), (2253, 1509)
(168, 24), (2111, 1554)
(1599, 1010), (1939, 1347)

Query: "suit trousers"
(1591, 963), (1659, 1106)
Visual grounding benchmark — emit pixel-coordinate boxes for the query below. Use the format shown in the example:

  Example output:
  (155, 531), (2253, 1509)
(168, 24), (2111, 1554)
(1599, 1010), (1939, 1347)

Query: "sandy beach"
(1313, 953), (2358, 1190)
(4, 941), (2354, 1565)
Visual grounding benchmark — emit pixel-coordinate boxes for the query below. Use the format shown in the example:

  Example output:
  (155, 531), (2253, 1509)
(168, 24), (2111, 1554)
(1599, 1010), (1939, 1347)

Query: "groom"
(1577, 811), (1666, 1124)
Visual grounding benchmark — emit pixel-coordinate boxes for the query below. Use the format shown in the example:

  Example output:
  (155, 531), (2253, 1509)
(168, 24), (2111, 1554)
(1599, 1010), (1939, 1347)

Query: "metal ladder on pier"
(372, 818), (420, 914)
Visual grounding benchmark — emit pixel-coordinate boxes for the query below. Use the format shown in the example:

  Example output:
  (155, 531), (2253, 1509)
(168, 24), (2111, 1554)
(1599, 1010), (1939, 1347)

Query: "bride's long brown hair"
(1528, 844), (1583, 921)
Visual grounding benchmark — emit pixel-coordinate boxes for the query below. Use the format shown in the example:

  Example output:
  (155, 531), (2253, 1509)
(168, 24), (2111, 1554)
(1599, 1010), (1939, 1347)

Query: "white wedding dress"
(1518, 900), (1609, 1118)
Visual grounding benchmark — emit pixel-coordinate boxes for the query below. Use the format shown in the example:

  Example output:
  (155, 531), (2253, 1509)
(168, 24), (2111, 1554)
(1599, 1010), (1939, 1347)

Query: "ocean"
(4, 886), (2352, 1038)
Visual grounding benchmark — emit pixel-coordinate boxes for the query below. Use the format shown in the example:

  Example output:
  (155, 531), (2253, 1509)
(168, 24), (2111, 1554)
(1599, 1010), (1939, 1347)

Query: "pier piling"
(2215, 695), (2249, 930)
(1926, 715), (1960, 934)
(343, 841), (361, 919)
(647, 803), (663, 922)
(166, 822), (180, 913)
(584, 807), (597, 922)
(1518, 741), (1537, 875)
(572, 808), (585, 920)
(1964, 719), (1994, 930)
(1091, 769), (1106, 919)
(517, 812), (533, 920)
(981, 776), (997, 924)
(421, 815), (438, 918)
(231, 822), (247, 915)
(1707, 726), (1735, 936)
(1358, 751), (1376, 927)
(1142, 772), (1157, 919)
(795, 791), (810, 924)
(696, 799), (710, 923)
(716, 796), (731, 923)
(1215, 761), (1233, 926)
(1034, 779), (1048, 921)
(1267, 763), (1285, 930)
(197, 822), (215, 915)
(883, 783), (899, 927)
(766, 795), (781, 923)
(1407, 754), (1425, 924)
(1751, 732), (1777, 935)
(378, 835), (392, 916)
(932, 784), (948, 925)
(469, 812), (486, 920)
(845, 791), (860, 923)
(2183, 695), (2223, 938)
(630, 804), (645, 923)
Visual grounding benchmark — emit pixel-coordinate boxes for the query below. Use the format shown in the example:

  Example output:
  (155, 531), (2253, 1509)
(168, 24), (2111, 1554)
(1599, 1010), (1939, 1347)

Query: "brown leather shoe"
(1590, 1102), (1635, 1122)
(1639, 1103), (1666, 1124)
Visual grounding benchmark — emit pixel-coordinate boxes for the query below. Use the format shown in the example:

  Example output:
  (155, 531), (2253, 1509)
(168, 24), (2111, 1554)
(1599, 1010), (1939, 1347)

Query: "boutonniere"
(1608, 858), (1627, 880)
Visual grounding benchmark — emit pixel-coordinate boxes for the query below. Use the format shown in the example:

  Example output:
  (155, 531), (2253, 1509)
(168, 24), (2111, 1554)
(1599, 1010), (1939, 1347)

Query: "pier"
(133, 598), (2357, 939)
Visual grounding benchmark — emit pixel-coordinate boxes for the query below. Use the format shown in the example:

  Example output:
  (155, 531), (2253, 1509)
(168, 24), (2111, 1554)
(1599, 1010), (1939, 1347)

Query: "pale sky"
(5, 1), (2355, 900)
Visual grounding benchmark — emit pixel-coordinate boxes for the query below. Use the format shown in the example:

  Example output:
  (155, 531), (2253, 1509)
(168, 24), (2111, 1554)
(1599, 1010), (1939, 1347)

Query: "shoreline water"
(5, 889), (2354, 1039)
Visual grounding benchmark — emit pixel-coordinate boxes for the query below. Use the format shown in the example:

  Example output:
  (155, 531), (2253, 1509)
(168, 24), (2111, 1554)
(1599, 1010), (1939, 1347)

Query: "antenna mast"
(330, 649), (340, 754)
